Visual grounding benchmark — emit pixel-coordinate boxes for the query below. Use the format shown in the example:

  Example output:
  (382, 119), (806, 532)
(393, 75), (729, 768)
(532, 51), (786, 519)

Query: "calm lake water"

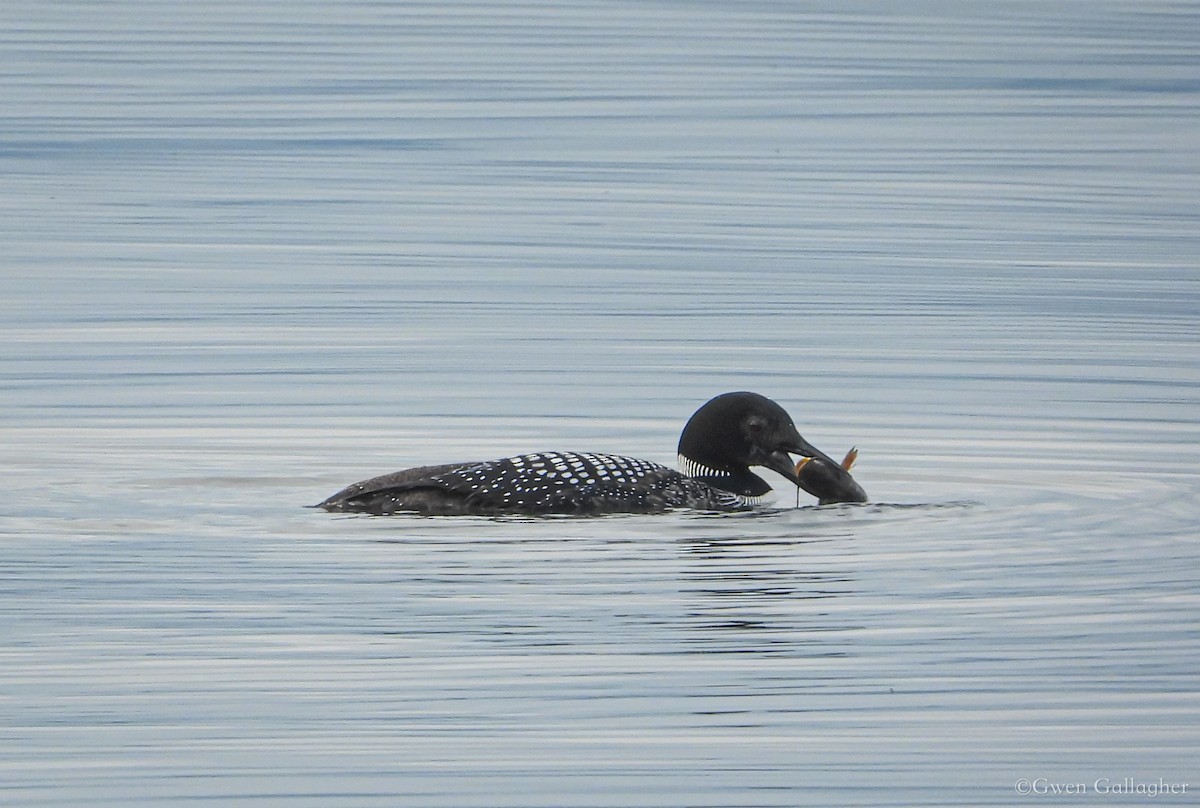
(3, 1), (1199, 805)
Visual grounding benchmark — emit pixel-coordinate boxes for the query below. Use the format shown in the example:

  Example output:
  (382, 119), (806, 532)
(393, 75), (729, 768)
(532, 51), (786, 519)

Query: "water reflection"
(677, 533), (860, 656)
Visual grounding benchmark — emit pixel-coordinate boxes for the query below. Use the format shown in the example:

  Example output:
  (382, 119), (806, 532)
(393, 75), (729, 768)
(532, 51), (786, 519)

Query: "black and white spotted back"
(321, 450), (757, 515)
(430, 451), (752, 514)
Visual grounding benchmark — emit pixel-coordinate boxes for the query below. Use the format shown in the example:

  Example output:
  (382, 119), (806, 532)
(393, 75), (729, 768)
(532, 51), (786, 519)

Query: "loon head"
(677, 391), (860, 500)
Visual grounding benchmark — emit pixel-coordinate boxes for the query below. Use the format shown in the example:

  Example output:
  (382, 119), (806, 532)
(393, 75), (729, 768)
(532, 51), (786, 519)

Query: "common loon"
(317, 391), (868, 516)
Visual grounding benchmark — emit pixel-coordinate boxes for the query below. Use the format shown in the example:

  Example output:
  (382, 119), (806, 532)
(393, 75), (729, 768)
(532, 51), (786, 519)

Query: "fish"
(794, 447), (867, 505)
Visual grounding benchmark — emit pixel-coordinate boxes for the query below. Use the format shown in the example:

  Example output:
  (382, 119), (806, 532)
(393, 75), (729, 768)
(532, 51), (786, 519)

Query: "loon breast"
(318, 451), (754, 516)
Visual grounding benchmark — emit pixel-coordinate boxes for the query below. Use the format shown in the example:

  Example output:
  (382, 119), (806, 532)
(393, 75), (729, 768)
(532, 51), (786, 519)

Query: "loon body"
(317, 392), (867, 516)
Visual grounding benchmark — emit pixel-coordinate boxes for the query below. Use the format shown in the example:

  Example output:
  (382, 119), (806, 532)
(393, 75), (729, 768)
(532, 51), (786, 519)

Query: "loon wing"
(316, 451), (744, 516)
(315, 461), (486, 515)
(316, 451), (764, 516)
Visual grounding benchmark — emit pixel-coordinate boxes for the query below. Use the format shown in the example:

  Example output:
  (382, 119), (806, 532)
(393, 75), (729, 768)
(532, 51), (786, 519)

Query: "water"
(3, 1), (1199, 805)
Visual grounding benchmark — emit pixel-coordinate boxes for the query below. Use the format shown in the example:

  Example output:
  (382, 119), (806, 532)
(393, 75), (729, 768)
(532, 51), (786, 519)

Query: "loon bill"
(316, 391), (868, 516)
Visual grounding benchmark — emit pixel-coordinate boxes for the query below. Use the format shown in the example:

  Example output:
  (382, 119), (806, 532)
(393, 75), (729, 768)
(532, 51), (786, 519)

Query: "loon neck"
(678, 455), (772, 498)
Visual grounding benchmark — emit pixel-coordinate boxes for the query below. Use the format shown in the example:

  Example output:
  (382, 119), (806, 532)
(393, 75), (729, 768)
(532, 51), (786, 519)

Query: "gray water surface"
(2, 2), (1199, 806)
